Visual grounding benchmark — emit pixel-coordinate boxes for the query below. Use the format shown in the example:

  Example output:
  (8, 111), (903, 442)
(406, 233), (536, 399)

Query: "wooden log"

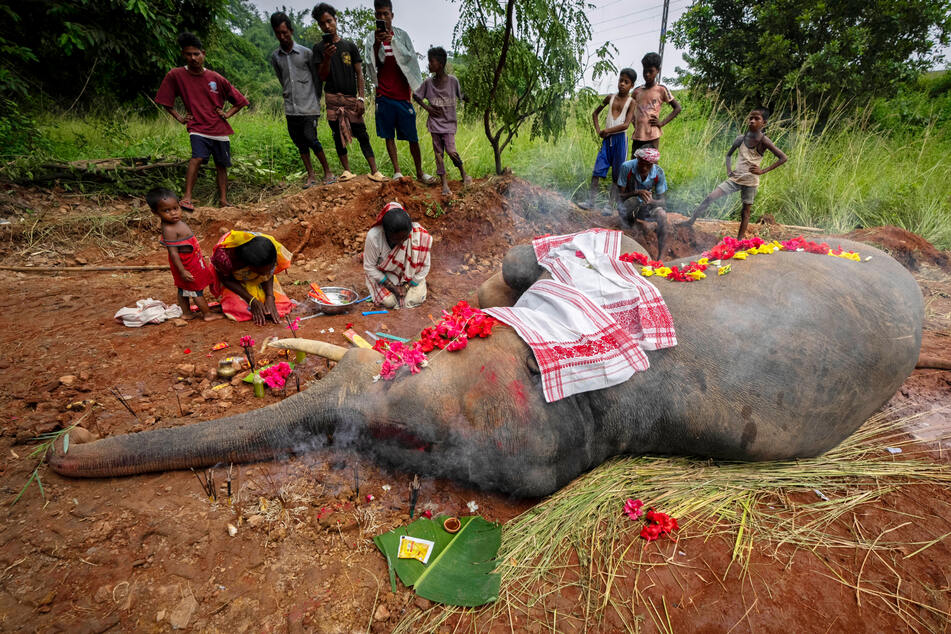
(0, 265), (166, 273)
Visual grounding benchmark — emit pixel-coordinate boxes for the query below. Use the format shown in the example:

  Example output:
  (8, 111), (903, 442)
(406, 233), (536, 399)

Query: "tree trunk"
(484, 0), (516, 175)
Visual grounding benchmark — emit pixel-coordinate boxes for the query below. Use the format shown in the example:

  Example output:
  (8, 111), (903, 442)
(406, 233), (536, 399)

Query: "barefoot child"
(147, 187), (221, 321)
(363, 202), (431, 309)
(630, 52), (681, 157)
(684, 107), (787, 238)
(413, 47), (471, 196)
(583, 68), (637, 214)
(155, 32), (248, 210)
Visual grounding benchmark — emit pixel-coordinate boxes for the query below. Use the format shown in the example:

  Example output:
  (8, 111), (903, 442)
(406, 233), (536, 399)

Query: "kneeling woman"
(363, 202), (431, 309)
(212, 230), (294, 324)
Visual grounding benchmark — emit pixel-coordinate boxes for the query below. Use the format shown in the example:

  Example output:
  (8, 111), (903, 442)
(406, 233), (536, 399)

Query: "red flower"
(422, 509), (433, 519)
(640, 523), (662, 541)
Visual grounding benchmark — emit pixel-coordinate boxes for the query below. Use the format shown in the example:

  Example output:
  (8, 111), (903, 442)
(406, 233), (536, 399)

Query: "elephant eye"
(525, 353), (540, 375)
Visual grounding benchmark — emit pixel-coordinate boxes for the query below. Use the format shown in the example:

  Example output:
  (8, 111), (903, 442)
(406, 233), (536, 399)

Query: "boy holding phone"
(362, 0), (436, 184)
(313, 3), (386, 182)
(269, 12), (334, 188)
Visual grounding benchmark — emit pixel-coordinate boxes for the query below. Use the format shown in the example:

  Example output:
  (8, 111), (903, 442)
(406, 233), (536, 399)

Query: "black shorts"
(189, 135), (232, 167)
(286, 115), (323, 153)
(630, 137), (659, 159)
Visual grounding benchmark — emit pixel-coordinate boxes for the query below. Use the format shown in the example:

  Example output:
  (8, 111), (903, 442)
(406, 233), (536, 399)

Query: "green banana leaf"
(373, 515), (501, 607)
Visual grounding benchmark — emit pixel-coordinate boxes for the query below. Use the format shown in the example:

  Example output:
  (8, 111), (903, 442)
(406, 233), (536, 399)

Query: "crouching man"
(363, 202), (431, 308)
(618, 147), (670, 260)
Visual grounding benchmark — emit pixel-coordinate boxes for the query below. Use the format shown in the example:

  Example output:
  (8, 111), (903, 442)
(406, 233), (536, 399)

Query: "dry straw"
(396, 406), (951, 632)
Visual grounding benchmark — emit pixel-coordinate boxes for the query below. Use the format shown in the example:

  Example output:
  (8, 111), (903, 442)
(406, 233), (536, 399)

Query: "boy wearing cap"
(617, 147), (670, 259)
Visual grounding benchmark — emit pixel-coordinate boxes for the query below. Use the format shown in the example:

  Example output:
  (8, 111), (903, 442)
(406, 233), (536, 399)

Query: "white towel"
(114, 298), (183, 327)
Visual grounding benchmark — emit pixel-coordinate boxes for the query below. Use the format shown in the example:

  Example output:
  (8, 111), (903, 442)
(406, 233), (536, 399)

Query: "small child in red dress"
(147, 187), (221, 321)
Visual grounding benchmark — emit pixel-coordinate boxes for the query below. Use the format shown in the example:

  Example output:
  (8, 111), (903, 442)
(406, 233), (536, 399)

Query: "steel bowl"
(309, 286), (360, 315)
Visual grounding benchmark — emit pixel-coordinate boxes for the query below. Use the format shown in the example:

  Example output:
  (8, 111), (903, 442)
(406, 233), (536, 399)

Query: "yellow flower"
(772, 240), (784, 250)
(687, 270), (706, 280)
(654, 267), (672, 278)
(697, 257), (709, 266)
(717, 263), (731, 275)
(641, 266), (655, 277)
(733, 251), (748, 260)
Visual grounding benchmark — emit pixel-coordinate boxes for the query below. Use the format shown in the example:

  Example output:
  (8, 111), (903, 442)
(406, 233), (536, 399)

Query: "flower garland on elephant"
(618, 235), (864, 282)
(372, 301), (499, 381)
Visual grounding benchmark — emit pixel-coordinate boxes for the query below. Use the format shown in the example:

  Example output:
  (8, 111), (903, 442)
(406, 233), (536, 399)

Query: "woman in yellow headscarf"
(211, 230), (293, 324)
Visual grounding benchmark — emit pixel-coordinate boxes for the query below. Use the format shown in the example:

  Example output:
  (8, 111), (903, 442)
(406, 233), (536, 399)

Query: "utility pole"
(658, 0), (670, 73)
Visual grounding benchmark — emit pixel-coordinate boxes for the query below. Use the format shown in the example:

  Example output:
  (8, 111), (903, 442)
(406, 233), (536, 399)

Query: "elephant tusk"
(268, 338), (350, 361)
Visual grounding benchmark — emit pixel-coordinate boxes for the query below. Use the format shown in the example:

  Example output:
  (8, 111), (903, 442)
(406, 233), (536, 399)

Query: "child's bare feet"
(202, 313), (224, 321)
(181, 310), (199, 320)
(219, 201), (234, 208)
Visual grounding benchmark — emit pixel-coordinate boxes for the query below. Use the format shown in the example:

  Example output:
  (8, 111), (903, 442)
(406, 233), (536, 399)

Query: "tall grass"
(11, 93), (951, 248)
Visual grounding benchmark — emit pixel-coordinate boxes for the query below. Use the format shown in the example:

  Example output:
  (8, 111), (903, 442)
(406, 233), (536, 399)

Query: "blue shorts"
(189, 135), (232, 167)
(375, 95), (418, 142)
(592, 133), (627, 182)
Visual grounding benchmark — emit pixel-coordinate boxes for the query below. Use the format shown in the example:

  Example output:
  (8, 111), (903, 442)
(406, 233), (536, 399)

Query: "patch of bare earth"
(0, 177), (948, 632)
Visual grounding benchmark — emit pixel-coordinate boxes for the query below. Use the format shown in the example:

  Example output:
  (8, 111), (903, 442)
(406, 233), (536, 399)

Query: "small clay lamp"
(443, 517), (461, 534)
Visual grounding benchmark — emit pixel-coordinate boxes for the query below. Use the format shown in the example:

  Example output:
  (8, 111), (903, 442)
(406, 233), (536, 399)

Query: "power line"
(594, 12), (664, 37)
(590, 2), (665, 27)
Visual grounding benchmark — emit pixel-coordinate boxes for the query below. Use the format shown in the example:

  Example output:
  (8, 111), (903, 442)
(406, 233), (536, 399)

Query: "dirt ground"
(0, 175), (949, 632)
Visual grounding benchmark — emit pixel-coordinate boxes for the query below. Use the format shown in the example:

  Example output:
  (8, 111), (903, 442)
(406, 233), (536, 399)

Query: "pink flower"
(624, 498), (644, 520)
(286, 317), (301, 332)
(446, 335), (468, 351)
(240, 335), (255, 348)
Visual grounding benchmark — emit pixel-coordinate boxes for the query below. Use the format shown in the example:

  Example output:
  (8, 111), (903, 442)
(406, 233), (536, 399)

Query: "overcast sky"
(261, 0), (692, 92)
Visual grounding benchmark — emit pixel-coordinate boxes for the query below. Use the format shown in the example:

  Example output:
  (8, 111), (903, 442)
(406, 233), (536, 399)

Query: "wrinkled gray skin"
(49, 236), (923, 497)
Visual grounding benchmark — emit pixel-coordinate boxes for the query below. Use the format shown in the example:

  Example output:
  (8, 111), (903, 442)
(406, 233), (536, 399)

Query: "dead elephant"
(49, 236), (922, 497)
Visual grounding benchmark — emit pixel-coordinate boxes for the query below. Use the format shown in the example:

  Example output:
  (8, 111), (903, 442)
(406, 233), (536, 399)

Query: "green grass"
(6, 93), (951, 249)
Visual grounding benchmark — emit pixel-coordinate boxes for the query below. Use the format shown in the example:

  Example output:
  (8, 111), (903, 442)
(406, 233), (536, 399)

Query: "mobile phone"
(375, 19), (387, 32)
(322, 32), (334, 45)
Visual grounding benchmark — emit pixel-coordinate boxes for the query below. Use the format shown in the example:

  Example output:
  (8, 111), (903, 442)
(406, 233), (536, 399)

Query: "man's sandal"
(338, 170), (357, 182)
(367, 171), (389, 182)
(180, 199), (195, 211)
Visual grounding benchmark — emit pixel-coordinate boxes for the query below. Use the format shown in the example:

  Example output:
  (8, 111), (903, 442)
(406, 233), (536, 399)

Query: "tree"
(670, 0), (951, 110)
(0, 0), (226, 108)
(453, 0), (595, 175)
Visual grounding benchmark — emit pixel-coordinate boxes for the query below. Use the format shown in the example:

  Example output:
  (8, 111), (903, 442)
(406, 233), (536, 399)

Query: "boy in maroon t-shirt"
(155, 32), (249, 210)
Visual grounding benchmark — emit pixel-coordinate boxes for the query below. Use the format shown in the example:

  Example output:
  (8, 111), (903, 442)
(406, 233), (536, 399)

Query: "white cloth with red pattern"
(484, 229), (676, 402)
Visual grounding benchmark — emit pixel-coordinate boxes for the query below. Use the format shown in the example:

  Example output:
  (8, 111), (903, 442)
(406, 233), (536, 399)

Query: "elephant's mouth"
(365, 420), (433, 453)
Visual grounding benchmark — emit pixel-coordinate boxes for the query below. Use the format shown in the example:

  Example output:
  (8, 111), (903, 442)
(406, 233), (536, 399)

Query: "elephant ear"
(373, 516), (501, 607)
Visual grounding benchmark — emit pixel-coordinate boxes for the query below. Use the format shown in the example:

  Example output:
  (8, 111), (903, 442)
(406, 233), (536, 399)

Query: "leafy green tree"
(453, 0), (596, 174)
(670, 0), (951, 110)
(0, 0), (226, 107)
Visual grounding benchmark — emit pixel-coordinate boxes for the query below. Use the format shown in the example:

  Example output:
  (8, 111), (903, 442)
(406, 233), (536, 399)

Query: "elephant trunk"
(48, 386), (361, 478)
